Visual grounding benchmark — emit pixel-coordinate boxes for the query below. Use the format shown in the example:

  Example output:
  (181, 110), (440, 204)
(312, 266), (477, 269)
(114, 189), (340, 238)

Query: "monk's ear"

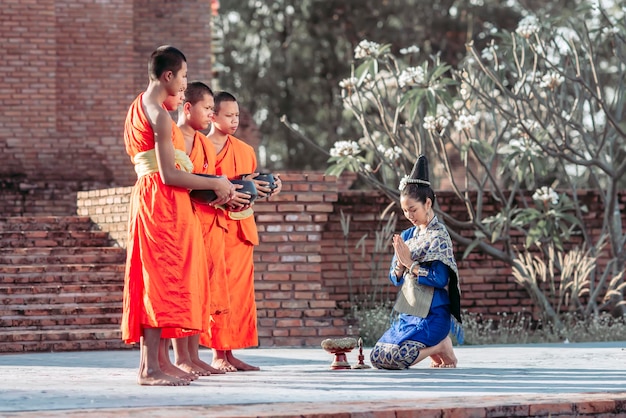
(183, 101), (192, 116)
(162, 70), (174, 82)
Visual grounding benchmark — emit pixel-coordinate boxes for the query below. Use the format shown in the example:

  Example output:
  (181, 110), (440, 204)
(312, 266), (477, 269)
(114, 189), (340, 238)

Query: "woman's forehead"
(400, 195), (422, 207)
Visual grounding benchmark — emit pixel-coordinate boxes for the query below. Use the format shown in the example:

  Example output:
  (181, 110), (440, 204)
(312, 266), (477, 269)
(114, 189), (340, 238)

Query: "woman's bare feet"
(429, 353), (445, 368)
(137, 369), (190, 386)
(432, 336), (457, 368)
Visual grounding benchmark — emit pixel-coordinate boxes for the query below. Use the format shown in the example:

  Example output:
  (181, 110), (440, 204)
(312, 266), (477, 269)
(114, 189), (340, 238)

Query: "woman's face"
(400, 194), (432, 227)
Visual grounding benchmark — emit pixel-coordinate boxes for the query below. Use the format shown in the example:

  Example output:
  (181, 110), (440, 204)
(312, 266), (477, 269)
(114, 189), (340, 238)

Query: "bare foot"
(160, 362), (198, 381)
(435, 336), (458, 368)
(176, 360), (211, 376)
(192, 357), (226, 375)
(138, 370), (190, 386)
(227, 354), (260, 372)
(211, 358), (237, 372)
(429, 354), (444, 368)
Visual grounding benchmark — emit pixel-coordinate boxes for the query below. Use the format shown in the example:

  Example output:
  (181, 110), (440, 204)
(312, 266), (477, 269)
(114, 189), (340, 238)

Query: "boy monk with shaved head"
(206, 91), (282, 372)
(121, 46), (235, 386)
(174, 81), (249, 375)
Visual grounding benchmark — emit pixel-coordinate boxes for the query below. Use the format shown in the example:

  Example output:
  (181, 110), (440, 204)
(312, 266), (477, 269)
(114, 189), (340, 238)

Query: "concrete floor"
(1, 341), (625, 417)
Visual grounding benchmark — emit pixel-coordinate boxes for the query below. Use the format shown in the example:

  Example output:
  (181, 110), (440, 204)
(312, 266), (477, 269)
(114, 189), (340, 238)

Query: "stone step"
(0, 266), (124, 284)
(0, 312), (122, 328)
(0, 230), (113, 248)
(0, 325), (121, 341)
(0, 326), (133, 352)
(0, 247), (126, 265)
(0, 216), (96, 232)
(0, 247), (124, 255)
(0, 339), (132, 353)
(0, 215), (129, 353)
(0, 290), (123, 306)
(0, 302), (122, 317)
(0, 283), (123, 296)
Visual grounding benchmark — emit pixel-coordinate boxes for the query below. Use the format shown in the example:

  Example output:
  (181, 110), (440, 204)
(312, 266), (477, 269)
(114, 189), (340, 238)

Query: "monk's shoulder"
(229, 135), (255, 155)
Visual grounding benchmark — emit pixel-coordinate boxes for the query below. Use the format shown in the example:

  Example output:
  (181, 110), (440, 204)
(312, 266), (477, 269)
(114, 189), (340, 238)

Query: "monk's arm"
(149, 106), (233, 199)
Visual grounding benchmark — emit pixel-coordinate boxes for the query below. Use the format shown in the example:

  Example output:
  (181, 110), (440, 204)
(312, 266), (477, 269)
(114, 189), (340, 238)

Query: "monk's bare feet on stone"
(211, 358), (237, 372)
(227, 352), (260, 371)
(176, 360), (211, 376)
(192, 357), (226, 375)
(138, 370), (190, 386)
(160, 362), (198, 381)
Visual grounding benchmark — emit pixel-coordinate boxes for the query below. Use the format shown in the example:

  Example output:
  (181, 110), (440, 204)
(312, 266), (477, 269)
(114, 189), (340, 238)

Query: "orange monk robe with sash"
(213, 134), (259, 350)
(187, 131), (232, 347)
(121, 94), (209, 344)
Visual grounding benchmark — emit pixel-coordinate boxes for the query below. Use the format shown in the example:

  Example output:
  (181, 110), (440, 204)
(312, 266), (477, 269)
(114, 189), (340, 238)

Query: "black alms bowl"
(241, 172), (278, 192)
(232, 179), (258, 203)
(189, 174), (219, 205)
(189, 174), (258, 206)
(254, 173), (278, 191)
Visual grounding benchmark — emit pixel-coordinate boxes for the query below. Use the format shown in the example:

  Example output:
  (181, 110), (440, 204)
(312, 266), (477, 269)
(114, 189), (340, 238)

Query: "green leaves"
(325, 155), (367, 177)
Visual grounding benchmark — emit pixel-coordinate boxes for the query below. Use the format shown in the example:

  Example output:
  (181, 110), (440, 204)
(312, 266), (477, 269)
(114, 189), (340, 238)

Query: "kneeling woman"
(370, 155), (463, 370)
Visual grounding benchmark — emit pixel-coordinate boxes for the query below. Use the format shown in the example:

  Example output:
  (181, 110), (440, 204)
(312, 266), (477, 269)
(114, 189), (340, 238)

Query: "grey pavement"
(0, 341), (625, 417)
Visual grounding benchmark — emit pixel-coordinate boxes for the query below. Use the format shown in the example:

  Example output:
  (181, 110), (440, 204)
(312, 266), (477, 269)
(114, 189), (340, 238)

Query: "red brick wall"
(77, 174), (626, 345)
(0, 0), (215, 212)
(323, 190), (529, 318)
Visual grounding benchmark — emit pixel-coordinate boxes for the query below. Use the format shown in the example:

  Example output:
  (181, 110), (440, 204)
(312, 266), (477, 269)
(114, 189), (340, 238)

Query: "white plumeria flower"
(516, 15), (540, 39)
(532, 186), (559, 205)
(376, 145), (402, 161)
(423, 115), (437, 131)
(329, 140), (361, 158)
(339, 77), (358, 90)
(539, 71), (564, 90)
(399, 45), (420, 55)
(339, 77), (359, 98)
(436, 116), (450, 129)
(385, 146), (403, 160)
(454, 112), (480, 131)
(506, 137), (541, 154)
(436, 104), (451, 119)
(354, 40), (382, 59)
(398, 67), (425, 88)
(423, 115), (449, 133)
(481, 44), (499, 61)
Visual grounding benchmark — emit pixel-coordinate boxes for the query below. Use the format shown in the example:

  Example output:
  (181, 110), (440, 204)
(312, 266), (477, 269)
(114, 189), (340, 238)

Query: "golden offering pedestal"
(321, 337), (357, 370)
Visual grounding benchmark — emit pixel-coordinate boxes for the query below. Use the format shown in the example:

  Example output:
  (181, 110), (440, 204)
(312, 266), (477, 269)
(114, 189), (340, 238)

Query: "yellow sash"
(133, 149), (253, 219)
(224, 207), (254, 220)
(133, 149), (194, 177)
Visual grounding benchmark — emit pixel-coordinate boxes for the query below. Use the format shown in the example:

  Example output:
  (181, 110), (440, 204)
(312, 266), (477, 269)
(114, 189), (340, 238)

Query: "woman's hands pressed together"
(392, 234), (413, 268)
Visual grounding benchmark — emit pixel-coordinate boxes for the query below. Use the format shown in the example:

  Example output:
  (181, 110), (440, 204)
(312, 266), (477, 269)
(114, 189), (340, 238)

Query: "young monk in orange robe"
(206, 91), (283, 372)
(153, 88), (201, 383)
(121, 46), (235, 386)
(174, 81), (248, 375)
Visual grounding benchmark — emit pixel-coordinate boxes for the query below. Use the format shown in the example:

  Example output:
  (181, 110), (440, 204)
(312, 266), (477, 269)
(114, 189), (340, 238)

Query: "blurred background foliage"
(213, 0), (573, 171)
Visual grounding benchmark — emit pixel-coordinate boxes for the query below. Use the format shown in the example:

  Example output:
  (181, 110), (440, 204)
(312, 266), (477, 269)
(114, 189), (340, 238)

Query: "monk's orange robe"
(213, 135), (259, 350)
(187, 131), (232, 348)
(120, 94), (208, 344)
